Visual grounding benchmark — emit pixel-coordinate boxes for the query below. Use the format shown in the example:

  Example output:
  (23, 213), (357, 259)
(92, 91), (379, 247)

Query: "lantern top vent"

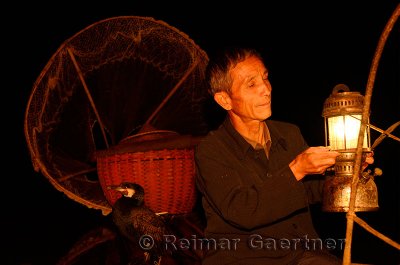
(322, 84), (365, 117)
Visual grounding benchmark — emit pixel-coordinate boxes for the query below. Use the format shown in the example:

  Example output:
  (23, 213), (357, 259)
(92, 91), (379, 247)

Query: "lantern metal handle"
(332, 83), (350, 94)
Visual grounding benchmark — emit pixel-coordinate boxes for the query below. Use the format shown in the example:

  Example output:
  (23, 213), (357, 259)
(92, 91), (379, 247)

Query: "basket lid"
(96, 130), (204, 156)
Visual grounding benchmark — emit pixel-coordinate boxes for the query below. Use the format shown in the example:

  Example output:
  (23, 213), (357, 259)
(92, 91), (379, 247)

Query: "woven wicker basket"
(96, 131), (202, 214)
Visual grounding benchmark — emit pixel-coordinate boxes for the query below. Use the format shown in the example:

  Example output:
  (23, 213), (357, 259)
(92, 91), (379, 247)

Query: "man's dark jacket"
(195, 118), (325, 265)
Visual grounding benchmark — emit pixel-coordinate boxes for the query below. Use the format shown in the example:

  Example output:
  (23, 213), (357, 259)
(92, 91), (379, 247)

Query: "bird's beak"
(107, 185), (121, 190)
(107, 185), (129, 196)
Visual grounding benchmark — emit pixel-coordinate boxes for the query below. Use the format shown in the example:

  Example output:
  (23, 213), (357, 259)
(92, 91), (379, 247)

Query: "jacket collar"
(221, 117), (287, 160)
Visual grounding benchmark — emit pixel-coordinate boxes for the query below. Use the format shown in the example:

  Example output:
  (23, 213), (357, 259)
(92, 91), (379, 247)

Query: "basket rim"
(96, 135), (203, 156)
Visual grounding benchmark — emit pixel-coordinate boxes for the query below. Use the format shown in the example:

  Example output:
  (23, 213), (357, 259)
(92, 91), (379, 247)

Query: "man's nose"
(261, 80), (272, 96)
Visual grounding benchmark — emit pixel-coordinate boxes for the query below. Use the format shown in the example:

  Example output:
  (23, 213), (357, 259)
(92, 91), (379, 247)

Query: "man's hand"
(363, 151), (374, 170)
(289, 146), (340, 181)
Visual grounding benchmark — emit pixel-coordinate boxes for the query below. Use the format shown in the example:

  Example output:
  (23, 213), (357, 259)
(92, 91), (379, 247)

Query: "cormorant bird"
(108, 182), (170, 264)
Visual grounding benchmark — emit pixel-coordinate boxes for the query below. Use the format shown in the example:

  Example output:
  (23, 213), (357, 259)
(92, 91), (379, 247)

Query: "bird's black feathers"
(109, 182), (170, 264)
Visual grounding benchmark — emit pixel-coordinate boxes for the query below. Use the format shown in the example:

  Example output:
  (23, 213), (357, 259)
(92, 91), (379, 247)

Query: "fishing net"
(24, 16), (210, 215)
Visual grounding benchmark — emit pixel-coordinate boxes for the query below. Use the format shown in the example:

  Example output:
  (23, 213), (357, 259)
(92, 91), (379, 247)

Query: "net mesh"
(24, 16), (210, 215)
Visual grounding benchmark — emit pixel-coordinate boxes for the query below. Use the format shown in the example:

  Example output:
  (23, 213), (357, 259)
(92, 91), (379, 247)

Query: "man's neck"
(228, 115), (266, 145)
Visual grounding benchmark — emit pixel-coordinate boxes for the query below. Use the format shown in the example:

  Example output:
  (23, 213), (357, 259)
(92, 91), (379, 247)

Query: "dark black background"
(5, 1), (399, 264)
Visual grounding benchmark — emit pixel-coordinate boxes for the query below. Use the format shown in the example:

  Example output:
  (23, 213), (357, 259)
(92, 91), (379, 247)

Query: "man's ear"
(214, 91), (232, 110)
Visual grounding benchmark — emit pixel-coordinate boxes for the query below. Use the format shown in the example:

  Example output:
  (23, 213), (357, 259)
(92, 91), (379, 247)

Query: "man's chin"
(260, 112), (272, 121)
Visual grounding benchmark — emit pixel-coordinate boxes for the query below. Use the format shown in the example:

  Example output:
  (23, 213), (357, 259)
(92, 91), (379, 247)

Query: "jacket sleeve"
(302, 175), (325, 204)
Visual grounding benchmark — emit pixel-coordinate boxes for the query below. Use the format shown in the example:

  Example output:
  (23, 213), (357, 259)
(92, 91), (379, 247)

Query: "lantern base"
(322, 175), (379, 212)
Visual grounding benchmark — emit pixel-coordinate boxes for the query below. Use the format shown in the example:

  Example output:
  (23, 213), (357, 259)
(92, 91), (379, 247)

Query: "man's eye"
(248, 82), (255, 87)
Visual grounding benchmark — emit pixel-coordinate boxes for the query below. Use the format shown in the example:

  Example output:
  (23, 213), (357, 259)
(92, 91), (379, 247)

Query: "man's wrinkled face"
(228, 56), (272, 122)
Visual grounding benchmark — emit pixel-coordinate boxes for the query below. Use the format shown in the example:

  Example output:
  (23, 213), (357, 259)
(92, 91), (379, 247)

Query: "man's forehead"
(231, 57), (268, 80)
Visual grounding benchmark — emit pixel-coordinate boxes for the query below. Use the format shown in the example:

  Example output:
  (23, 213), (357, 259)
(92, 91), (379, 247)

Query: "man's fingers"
(365, 156), (374, 164)
(306, 146), (331, 153)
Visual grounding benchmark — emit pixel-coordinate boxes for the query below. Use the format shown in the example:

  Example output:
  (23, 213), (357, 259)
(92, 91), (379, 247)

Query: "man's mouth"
(258, 101), (271, 107)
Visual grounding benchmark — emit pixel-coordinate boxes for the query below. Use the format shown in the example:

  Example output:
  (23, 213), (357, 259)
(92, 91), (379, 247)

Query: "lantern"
(321, 84), (378, 212)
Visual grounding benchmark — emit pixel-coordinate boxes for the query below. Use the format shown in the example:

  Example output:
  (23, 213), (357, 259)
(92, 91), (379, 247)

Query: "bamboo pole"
(352, 214), (400, 250)
(342, 4), (400, 265)
(67, 47), (110, 148)
(141, 58), (200, 131)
